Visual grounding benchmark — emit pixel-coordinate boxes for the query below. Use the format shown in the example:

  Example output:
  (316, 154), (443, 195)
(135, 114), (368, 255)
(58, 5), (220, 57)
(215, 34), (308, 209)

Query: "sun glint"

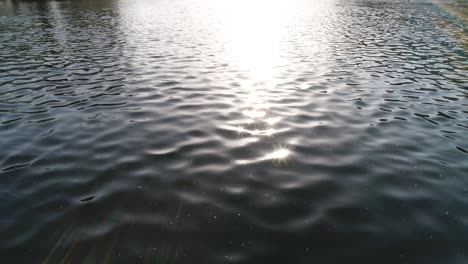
(264, 148), (291, 161)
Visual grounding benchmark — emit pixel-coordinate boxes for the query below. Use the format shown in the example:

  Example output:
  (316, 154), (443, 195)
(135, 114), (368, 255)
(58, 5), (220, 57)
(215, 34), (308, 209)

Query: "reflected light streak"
(215, 0), (295, 164)
(235, 125), (248, 135)
(264, 147), (291, 161)
(233, 125), (274, 137)
(242, 109), (266, 119)
(235, 147), (291, 165)
(265, 117), (281, 125)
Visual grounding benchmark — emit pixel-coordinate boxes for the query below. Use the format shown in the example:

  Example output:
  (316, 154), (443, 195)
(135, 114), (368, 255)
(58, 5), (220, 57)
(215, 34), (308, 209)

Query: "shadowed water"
(0, 0), (467, 263)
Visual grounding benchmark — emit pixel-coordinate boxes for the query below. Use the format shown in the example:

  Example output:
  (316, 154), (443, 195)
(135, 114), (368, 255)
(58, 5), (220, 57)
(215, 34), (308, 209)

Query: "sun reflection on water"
(242, 109), (267, 119)
(216, 0), (293, 81)
(264, 148), (291, 161)
(213, 0), (296, 164)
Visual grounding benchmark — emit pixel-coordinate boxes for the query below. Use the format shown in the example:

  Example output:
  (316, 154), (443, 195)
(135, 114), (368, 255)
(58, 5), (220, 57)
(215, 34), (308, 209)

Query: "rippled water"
(0, 0), (467, 263)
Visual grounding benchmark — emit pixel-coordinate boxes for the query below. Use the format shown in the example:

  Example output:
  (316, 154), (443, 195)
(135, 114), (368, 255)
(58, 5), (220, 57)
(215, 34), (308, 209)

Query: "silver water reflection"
(0, 0), (467, 263)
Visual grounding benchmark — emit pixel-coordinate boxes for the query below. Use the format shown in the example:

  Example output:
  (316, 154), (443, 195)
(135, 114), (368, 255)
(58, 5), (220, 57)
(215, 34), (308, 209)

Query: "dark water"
(1, 0), (467, 263)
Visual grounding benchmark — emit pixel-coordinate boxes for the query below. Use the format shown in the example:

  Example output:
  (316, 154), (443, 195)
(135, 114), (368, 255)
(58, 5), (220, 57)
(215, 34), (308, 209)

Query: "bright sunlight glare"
(215, 0), (294, 80)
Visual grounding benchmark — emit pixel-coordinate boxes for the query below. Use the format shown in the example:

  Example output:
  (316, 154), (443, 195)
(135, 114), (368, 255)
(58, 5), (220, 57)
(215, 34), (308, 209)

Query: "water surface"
(0, 0), (467, 263)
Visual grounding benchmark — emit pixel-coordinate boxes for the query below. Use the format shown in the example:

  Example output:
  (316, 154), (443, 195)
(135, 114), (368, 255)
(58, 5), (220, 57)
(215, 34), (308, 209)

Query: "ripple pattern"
(0, 0), (467, 263)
